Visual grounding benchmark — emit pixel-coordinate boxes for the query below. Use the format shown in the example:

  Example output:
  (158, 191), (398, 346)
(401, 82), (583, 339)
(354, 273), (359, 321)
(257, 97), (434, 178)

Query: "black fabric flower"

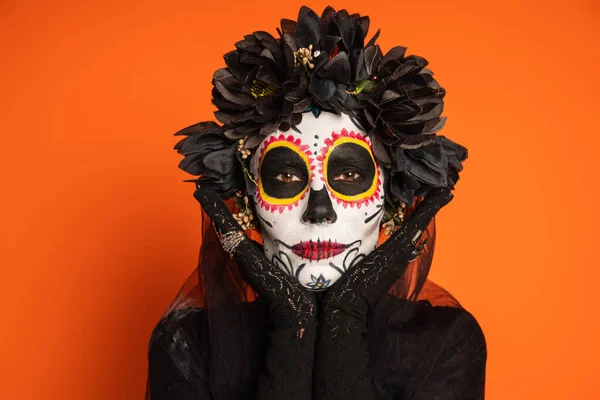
(280, 7), (374, 109)
(173, 121), (244, 198)
(174, 5), (468, 204)
(387, 136), (468, 205)
(361, 46), (447, 150)
(212, 30), (310, 143)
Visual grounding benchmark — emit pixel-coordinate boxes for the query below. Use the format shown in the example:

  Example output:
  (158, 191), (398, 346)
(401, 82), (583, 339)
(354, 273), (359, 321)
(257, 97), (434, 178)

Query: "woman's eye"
(276, 173), (302, 183)
(333, 171), (361, 182)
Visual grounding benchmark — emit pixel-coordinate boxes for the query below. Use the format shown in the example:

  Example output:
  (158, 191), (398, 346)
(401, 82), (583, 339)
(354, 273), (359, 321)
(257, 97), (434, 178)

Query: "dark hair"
(173, 5), (467, 208)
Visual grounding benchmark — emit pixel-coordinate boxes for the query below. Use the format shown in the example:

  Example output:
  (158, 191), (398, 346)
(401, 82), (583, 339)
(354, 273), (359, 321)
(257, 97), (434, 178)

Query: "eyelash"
(333, 171), (362, 182)
(275, 173), (302, 183)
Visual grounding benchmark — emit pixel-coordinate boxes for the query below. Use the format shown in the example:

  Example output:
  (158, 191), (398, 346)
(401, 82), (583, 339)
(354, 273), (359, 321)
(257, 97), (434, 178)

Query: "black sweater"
(147, 296), (486, 399)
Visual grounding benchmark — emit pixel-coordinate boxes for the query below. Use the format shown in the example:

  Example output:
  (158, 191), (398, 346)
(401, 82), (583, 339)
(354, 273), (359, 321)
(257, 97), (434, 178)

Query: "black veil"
(146, 196), (460, 399)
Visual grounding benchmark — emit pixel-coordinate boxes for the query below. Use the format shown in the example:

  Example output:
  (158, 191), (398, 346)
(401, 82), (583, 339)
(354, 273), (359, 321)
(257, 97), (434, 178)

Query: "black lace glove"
(314, 187), (454, 400)
(194, 186), (317, 400)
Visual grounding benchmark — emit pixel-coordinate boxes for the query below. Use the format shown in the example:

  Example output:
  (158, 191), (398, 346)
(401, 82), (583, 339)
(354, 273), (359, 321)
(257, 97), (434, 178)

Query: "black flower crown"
(174, 5), (468, 207)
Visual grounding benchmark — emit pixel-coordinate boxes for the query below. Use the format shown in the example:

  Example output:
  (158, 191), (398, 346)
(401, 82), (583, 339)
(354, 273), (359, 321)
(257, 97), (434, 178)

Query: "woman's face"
(248, 112), (385, 290)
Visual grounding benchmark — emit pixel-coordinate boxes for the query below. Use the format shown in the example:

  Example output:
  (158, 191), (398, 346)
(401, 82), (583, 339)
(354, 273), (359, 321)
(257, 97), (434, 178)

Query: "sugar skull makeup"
(248, 112), (385, 290)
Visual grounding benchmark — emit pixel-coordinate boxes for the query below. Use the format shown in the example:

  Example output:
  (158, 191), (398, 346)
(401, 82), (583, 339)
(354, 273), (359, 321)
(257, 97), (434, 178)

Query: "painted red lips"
(291, 240), (350, 261)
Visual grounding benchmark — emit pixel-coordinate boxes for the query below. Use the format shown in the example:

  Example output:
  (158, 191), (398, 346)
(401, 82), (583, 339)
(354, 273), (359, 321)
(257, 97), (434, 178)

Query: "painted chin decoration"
(248, 112), (386, 291)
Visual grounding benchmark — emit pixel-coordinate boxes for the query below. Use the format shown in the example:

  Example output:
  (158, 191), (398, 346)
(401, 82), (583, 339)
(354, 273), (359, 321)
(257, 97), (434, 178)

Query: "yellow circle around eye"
(323, 137), (379, 202)
(258, 141), (311, 206)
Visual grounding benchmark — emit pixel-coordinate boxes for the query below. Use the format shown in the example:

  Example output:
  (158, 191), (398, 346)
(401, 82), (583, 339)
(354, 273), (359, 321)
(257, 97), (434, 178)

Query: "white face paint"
(249, 112), (385, 290)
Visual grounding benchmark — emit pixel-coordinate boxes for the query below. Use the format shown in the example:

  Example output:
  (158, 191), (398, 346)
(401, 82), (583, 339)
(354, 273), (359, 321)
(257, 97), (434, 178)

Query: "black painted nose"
(302, 187), (337, 224)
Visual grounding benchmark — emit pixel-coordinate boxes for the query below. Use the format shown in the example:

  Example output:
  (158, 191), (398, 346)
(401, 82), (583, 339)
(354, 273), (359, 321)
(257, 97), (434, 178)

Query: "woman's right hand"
(193, 185), (317, 338)
(196, 185), (317, 399)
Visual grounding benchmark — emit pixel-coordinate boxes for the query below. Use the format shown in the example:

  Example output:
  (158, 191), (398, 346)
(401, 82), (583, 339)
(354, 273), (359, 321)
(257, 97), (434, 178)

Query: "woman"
(146, 5), (486, 399)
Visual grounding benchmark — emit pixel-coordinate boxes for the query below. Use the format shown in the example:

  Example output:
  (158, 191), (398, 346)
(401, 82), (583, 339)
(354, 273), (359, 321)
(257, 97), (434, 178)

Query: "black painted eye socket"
(260, 146), (309, 199)
(326, 142), (376, 196)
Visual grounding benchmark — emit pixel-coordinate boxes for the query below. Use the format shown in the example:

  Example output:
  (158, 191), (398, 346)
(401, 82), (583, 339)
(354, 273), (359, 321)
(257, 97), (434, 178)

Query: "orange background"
(1, 1), (599, 398)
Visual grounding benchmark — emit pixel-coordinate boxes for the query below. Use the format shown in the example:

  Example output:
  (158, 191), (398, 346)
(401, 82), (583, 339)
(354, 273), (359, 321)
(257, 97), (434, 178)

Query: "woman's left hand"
(318, 187), (454, 338)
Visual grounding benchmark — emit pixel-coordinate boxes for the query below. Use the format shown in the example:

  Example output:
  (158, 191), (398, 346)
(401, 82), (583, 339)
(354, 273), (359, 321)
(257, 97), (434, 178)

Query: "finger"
(411, 187), (454, 220)
(193, 186), (273, 266)
(194, 186), (313, 306)
(193, 185), (241, 235)
(341, 189), (451, 283)
(400, 187), (453, 238)
(194, 187), (273, 285)
(324, 187), (454, 307)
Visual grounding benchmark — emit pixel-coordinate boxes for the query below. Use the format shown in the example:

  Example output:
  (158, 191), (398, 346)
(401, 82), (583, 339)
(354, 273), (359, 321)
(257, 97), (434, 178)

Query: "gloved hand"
(194, 185), (317, 400)
(193, 185), (317, 338)
(319, 187), (454, 337)
(313, 187), (454, 400)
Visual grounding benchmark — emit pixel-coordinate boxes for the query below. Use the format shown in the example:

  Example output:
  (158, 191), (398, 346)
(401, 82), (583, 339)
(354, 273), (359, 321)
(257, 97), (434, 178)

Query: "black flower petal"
(295, 6), (325, 49)
(174, 5), (468, 202)
(389, 171), (421, 205)
(309, 74), (337, 102)
(173, 122), (243, 198)
(404, 140), (448, 187)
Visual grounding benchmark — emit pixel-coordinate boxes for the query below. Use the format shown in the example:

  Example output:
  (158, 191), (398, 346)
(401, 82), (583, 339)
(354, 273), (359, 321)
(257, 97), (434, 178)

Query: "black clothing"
(146, 199), (487, 399)
(147, 294), (486, 399)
